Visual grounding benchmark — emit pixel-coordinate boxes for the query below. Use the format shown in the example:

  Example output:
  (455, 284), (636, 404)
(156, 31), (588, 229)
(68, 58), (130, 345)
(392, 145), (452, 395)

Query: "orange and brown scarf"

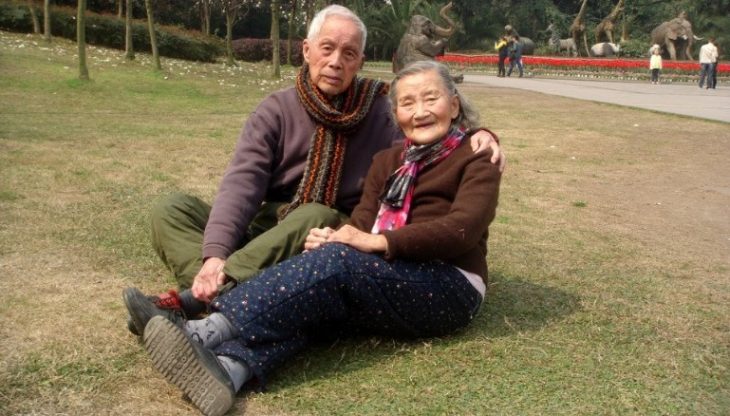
(278, 65), (388, 220)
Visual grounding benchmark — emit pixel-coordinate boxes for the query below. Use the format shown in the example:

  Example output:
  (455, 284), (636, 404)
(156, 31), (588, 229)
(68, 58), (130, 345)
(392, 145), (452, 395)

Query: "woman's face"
(394, 70), (460, 145)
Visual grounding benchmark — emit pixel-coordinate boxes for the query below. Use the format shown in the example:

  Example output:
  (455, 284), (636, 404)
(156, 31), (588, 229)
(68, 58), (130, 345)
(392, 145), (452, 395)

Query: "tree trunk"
(304, 0), (313, 33)
(28, 1), (40, 34)
(125, 0), (134, 60)
(225, 8), (236, 66)
(144, 0), (161, 70)
(117, 0), (123, 18)
(43, 0), (51, 42)
(77, 0), (89, 80)
(200, 0), (210, 36)
(271, 0), (280, 78)
(286, 0), (297, 65)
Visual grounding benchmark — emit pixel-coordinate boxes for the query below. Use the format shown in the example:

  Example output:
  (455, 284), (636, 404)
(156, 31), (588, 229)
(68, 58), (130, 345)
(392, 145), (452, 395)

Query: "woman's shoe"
(144, 316), (236, 416)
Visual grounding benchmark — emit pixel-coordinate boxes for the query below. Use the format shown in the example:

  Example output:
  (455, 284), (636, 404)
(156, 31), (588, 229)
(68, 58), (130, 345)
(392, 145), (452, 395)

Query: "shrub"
(232, 38), (303, 66)
(0, 1), (224, 62)
(619, 37), (652, 59)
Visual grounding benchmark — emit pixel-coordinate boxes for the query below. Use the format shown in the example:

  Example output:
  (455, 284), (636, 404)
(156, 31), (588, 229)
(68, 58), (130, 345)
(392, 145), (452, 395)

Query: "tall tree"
(77, 0), (89, 80)
(286, 0), (298, 65)
(43, 0), (51, 42)
(144, 0), (161, 70)
(216, 1), (252, 66)
(125, 0), (134, 59)
(198, 0), (212, 35)
(28, 0), (41, 34)
(271, 0), (281, 78)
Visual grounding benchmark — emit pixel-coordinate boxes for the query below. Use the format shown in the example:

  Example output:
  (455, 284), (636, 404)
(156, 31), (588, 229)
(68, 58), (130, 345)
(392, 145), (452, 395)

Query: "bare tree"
(197, 0), (212, 36)
(77, 0), (89, 80)
(144, 0), (161, 70)
(286, 0), (298, 65)
(216, 0), (251, 66)
(125, 0), (134, 60)
(28, 0), (41, 34)
(271, 0), (281, 77)
(43, 0), (51, 42)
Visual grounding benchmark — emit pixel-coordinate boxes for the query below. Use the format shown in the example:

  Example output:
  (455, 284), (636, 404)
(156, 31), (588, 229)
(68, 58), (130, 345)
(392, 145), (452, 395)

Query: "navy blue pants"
(211, 243), (482, 388)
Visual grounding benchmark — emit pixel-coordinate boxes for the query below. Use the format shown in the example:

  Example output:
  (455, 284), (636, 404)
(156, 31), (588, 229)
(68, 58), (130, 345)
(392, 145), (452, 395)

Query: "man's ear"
(302, 39), (311, 63)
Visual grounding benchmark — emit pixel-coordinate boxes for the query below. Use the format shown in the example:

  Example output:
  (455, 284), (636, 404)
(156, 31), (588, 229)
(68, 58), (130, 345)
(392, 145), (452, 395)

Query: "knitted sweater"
(349, 137), (502, 282)
(203, 87), (401, 260)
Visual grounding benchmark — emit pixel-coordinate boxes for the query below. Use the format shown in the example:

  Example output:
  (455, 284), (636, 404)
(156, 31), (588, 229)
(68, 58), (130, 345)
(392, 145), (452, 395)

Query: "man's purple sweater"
(203, 87), (402, 260)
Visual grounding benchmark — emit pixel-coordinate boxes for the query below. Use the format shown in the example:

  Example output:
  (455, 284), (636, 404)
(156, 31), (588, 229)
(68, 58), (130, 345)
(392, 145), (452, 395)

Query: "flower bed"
(437, 53), (729, 83)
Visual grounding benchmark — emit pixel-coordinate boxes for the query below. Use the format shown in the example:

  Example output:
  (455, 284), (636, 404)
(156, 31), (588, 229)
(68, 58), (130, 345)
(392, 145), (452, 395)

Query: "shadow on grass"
(469, 271), (581, 337)
(259, 272), (580, 393)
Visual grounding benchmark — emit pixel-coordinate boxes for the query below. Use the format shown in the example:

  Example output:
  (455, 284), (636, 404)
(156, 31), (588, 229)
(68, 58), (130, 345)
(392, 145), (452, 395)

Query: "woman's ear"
(450, 95), (460, 119)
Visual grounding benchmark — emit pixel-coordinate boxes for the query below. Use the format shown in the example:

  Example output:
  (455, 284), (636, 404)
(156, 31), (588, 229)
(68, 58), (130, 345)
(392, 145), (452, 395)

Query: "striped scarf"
(278, 65), (388, 220)
(372, 127), (466, 233)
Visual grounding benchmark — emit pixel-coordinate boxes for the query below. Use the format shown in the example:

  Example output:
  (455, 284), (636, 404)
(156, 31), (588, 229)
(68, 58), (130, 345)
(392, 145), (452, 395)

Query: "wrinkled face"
(303, 16), (364, 97)
(395, 70), (460, 145)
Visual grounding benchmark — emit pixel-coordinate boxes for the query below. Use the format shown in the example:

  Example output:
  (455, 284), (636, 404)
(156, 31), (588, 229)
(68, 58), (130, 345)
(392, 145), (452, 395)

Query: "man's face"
(303, 16), (364, 97)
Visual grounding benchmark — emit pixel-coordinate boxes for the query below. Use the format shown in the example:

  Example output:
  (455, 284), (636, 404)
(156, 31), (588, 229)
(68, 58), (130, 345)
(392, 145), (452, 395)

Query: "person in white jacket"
(698, 37), (718, 89)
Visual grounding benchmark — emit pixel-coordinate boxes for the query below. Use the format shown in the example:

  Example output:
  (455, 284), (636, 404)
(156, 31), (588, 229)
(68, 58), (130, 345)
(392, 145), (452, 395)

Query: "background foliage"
(3, 0), (728, 62)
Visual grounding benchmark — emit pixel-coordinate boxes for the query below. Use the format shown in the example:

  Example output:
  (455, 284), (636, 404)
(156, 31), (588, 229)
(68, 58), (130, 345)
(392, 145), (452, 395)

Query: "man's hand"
(191, 257), (226, 303)
(469, 129), (506, 172)
(304, 227), (335, 251)
(327, 224), (388, 253)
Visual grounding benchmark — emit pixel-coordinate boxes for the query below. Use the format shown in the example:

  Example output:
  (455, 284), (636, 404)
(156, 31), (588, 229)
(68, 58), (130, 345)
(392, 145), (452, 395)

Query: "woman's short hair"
(307, 5), (367, 53)
(389, 60), (480, 130)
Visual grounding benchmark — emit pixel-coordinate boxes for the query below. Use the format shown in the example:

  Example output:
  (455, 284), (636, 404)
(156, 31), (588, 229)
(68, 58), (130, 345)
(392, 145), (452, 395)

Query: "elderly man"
(123, 5), (504, 335)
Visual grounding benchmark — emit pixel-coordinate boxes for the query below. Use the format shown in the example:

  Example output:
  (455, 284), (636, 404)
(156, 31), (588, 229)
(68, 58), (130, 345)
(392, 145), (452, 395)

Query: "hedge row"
(0, 1), (224, 62)
(232, 38), (304, 66)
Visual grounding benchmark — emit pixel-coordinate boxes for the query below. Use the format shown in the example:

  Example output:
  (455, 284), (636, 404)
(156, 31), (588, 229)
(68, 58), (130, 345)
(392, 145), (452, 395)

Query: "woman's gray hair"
(307, 5), (367, 54)
(389, 60), (480, 130)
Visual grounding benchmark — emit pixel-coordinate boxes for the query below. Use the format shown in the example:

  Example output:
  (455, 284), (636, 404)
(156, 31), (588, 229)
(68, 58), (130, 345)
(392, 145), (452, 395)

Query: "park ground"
(1, 31), (729, 415)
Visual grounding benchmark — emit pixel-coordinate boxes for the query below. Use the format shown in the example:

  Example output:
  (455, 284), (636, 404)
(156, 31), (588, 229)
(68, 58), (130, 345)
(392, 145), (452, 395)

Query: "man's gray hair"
(307, 5), (367, 54)
(389, 60), (480, 130)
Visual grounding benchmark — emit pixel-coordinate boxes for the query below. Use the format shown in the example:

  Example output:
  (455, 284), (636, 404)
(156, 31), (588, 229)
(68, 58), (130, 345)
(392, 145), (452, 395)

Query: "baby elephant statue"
(590, 42), (620, 57)
(394, 2), (458, 76)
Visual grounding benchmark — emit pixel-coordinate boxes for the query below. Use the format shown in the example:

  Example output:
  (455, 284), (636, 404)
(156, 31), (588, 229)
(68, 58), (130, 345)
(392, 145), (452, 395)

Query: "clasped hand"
(304, 224), (388, 253)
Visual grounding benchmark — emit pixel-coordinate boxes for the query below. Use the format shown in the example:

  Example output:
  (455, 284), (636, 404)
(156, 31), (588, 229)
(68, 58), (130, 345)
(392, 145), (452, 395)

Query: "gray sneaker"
(123, 287), (186, 336)
(144, 315), (236, 416)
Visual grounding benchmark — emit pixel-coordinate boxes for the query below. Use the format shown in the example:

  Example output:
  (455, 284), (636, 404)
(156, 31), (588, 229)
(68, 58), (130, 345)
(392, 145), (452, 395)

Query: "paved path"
(464, 75), (730, 124)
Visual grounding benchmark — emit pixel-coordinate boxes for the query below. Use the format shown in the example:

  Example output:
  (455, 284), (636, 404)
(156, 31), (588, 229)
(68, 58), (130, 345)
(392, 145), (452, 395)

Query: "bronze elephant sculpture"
(393, 2), (457, 73)
(650, 12), (702, 60)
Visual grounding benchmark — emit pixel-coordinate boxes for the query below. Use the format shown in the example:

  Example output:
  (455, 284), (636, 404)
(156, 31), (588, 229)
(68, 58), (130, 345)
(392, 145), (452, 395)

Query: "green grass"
(1, 31), (729, 415)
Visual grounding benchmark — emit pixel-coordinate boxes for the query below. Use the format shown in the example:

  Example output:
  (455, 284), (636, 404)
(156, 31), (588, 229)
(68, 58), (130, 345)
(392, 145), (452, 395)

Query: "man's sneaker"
(144, 315), (236, 416)
(123, 287), (186, 336)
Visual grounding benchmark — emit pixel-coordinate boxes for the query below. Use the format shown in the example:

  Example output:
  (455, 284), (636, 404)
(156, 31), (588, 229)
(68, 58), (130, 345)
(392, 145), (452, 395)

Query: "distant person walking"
(649, 46), (662, 84)
(507, 35), (524, 78)
(495, 36), (509, 77)
(698, 37), (718, 89)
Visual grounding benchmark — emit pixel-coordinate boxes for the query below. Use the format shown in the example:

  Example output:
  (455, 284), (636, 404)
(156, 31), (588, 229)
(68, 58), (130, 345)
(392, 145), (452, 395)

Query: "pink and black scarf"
(371, 127), (466, 233)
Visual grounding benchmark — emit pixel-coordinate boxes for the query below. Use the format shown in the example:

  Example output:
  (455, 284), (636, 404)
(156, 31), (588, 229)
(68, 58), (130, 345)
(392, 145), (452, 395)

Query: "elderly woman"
(136, 60), (502, 416)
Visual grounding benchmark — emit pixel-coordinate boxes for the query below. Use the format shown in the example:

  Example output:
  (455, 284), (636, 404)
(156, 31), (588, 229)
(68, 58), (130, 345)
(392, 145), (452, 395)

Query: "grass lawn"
(1, 31), (728, 415)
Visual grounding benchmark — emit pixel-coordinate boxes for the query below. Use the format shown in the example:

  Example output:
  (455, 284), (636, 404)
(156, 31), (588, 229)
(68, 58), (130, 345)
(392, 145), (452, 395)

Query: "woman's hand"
(327, 224), (388, 253)
(304, 227), (335, 251)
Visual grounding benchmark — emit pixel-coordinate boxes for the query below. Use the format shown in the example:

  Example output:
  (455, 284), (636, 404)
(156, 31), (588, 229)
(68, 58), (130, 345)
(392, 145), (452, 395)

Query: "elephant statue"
(393, 2), (457, 74)
(504, 25), (535, 55)
(650, 11), (702, 60)
(590, 42), (620, 57)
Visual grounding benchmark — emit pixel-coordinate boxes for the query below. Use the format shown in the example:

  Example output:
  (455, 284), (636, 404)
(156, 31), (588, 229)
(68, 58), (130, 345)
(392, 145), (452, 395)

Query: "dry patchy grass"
(1, 31), (729, 415)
